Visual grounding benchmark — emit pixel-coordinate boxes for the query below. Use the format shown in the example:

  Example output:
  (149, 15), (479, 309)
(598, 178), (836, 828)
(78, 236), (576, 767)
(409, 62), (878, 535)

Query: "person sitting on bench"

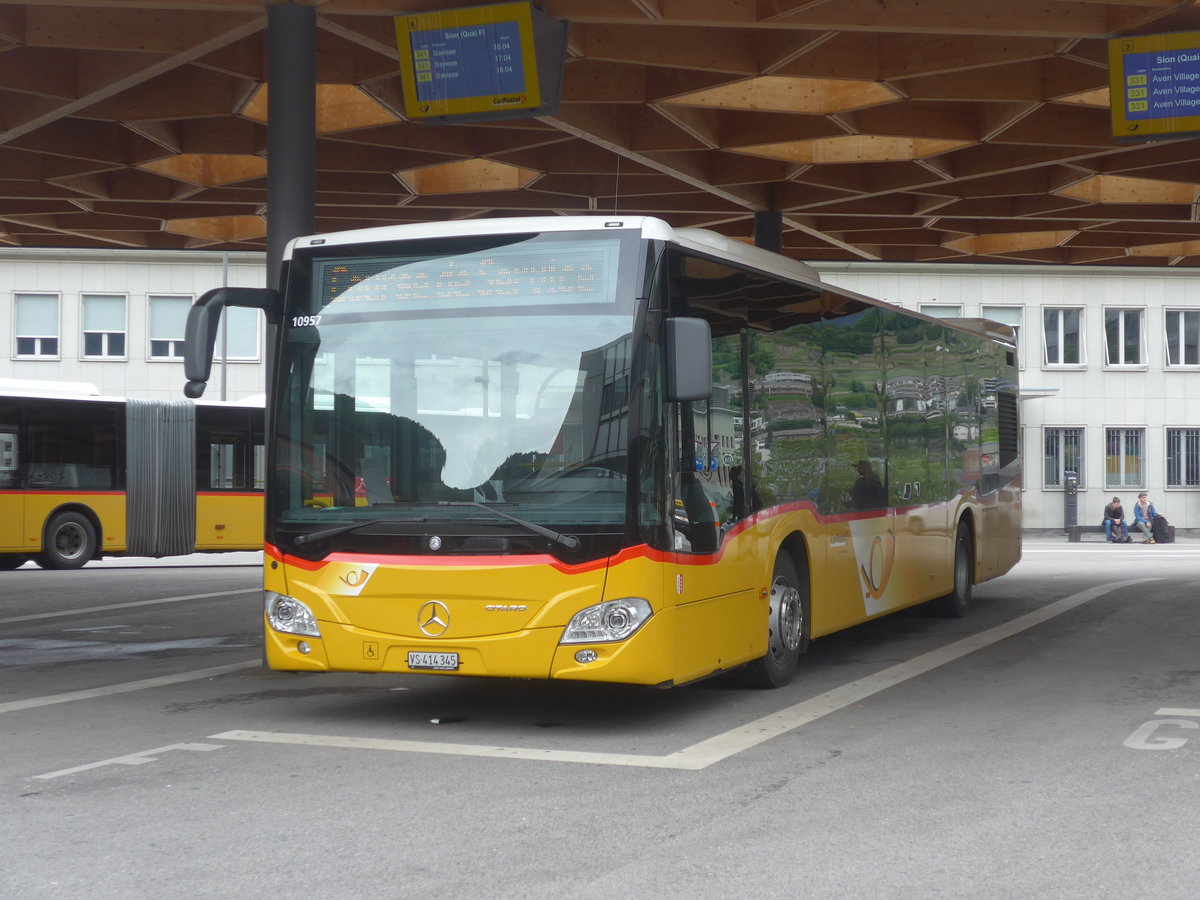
(1102, 496), (1130, 543)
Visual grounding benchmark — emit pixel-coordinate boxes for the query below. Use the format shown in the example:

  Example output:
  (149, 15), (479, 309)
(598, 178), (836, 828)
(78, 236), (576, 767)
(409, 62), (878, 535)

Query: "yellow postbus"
(0, 382), (263, 569)
(184, 217), (1020, 688)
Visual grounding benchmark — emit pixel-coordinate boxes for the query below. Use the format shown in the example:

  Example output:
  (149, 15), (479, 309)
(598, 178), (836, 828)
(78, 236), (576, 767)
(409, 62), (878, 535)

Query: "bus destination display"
(317, 245), (616, 312)
(1110, 31), (1200, 140)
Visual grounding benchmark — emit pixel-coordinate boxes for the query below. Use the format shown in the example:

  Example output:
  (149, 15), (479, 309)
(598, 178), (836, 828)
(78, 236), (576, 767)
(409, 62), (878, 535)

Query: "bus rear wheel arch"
(37, 510), (98, 570)
(743, 544), (811, 688)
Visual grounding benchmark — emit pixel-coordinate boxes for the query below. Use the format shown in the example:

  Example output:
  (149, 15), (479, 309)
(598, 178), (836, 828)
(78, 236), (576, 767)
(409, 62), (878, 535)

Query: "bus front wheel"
(743, 551), (810, 688)
(37, 512), (97, 570)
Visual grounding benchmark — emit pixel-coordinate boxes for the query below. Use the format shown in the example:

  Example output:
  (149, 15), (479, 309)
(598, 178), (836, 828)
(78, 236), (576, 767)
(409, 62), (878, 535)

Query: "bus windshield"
(273, 230), (643, 549)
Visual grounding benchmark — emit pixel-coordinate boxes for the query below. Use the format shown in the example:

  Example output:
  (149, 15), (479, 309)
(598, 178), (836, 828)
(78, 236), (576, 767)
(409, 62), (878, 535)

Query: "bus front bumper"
(264, 612), (674, 686)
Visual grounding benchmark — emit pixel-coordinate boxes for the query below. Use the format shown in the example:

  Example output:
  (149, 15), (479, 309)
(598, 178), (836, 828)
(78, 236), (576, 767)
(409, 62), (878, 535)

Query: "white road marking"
(1021, 546), (1197, 555)
(1156, 708), (1200, 717)
(1124, 719), (1197, 751)
(0, 588), (259, 625)
(211, 730), (686, 768)
(0, 659), (259, 715)
(35, 742), (224, 780)
(214, 578), (1155, 771)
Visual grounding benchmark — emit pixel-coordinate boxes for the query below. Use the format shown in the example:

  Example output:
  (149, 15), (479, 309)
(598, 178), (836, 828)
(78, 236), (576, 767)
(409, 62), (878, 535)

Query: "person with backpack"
(1102, 496), (1131, 543)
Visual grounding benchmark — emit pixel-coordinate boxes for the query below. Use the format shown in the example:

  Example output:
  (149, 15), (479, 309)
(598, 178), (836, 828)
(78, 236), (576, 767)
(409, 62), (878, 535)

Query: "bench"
(1067, 523), (1174, 543)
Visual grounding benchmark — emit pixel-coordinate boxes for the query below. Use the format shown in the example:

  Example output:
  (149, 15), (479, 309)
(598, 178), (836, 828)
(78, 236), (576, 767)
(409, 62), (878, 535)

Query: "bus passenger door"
(666, 331), (762, 683)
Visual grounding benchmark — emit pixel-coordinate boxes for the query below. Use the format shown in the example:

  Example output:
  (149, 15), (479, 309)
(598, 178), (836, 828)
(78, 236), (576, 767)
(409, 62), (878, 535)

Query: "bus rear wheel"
(37, 512), (96, 570)
(743, 551), (810, 688)
(933, 523), (973, 618)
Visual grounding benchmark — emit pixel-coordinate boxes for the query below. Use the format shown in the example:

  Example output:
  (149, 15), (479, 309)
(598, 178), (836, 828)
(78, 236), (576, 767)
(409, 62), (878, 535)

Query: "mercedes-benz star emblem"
(417, 600), (450, 637)
(428, 535), (442, 551)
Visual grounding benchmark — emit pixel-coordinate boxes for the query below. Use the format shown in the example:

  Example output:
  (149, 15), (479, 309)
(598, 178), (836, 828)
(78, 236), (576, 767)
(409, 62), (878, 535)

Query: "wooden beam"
(571, 23), (759, 74)
(0, 12), (265, 145)
(764, 0), (1127, 38)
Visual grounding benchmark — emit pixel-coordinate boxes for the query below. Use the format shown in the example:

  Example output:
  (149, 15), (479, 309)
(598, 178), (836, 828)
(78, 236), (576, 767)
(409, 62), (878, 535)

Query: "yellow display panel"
(394, 2), (541, 120)
(1109, 31), (1200, 140)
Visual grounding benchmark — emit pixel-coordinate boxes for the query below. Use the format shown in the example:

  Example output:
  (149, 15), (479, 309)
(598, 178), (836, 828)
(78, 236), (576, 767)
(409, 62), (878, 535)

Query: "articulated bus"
(0, 382), (264, 569)
(184, 216), (1020, 688)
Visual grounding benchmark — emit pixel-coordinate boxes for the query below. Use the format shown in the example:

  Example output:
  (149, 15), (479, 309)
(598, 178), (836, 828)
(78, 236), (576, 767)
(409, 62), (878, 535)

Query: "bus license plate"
(407, 651), (459, 671)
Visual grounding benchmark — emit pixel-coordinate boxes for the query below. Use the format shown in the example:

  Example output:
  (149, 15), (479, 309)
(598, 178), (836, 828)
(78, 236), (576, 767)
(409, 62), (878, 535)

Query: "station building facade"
(2, 247), (1195, 532)
(0, 248), (265, 402)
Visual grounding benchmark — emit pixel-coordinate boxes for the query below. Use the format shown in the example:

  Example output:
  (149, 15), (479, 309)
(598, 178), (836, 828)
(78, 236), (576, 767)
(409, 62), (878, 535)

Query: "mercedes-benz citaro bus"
(183, 216), (1020, 688)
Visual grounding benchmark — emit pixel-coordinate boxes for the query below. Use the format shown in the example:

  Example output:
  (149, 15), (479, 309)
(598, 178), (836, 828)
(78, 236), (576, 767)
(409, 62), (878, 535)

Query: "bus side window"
(209, 440), (236, 489)
(253, 443), (265, 490)
(0, 429), (17, 488)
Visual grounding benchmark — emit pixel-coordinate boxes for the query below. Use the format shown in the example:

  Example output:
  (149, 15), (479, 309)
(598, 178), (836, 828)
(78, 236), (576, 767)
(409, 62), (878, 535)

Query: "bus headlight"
(265, 591), (321, 637)
(560, 598), (652, 644)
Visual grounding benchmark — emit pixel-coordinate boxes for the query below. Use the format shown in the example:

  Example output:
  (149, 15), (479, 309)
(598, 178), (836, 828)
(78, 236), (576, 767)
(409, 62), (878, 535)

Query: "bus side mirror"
(666, 317), (712, 402)
(183, 287), (280, 399)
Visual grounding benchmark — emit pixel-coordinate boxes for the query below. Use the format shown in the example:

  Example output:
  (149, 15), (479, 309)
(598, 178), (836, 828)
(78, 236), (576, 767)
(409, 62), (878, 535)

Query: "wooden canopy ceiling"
(6, 0), (1200, 265)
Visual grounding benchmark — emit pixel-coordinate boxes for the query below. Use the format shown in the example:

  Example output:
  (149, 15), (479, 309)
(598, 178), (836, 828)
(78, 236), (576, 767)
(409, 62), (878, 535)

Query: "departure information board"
(395, 3), (542, 120)
(1110, 31), (1200, 140)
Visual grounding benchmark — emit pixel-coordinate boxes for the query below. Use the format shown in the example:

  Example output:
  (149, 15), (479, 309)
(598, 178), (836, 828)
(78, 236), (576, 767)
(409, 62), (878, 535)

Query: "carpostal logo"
(860, 528), (896, 601)
(327, 562), (377, 596)
(493, 94), (527, 106)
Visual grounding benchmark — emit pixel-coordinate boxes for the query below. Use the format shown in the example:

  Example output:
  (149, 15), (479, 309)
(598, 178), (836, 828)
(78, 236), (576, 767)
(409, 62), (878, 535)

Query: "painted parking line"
(35, 742), (224, 780)
(214, 578), (1156, 771)
(0, 659), (259, 715)
(0, 588), (260, 625)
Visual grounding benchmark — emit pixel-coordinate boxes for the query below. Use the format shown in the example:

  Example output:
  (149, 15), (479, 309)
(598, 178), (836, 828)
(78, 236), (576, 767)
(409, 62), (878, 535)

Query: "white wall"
(813, 261), (1200, 532)
(0, 248), (266, 401)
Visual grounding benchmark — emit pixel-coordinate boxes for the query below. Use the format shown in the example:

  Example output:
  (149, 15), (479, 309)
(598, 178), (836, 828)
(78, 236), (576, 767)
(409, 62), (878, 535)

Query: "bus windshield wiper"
(293, 517), (424, 547)
(439, 501), (581, 550)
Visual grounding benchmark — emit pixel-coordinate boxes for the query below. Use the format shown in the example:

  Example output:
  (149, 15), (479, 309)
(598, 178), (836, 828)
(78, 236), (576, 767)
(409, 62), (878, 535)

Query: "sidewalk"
(10, 551), (265, 570)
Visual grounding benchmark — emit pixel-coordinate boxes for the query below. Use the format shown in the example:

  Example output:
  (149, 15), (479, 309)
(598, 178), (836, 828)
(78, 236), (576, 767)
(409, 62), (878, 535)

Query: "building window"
(149, 295), (191, 359)
(1103, 308), (1144, 366)
(1166, 428), (1200, 488)
(1044, 427), (1083, 488)
(919, 304), (963, 319)
(14, 293), (60, 358)
(981, 305), (1022, 366)
(1105, 427), (1144, 489)
(1043, 307), (1083, 365)
(214, 305), (260, 361)
(82, 294), (127, 359)
(1165, 309), (1200, 367)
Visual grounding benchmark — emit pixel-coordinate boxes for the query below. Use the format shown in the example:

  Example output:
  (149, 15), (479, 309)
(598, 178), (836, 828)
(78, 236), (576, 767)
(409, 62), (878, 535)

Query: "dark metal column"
(753, 210), (782, 253)
(266, 2), (316, 292)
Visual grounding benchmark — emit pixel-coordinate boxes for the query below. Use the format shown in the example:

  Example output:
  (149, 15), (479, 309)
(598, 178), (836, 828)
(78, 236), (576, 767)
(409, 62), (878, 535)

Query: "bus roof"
(0, 376), (102, 398)
(0, 379), (264, 408)
(0, 378), (101, 398)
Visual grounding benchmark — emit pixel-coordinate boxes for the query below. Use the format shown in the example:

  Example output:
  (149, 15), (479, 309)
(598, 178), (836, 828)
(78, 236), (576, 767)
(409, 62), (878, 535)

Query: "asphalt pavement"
(2, 536), (1198, 899)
